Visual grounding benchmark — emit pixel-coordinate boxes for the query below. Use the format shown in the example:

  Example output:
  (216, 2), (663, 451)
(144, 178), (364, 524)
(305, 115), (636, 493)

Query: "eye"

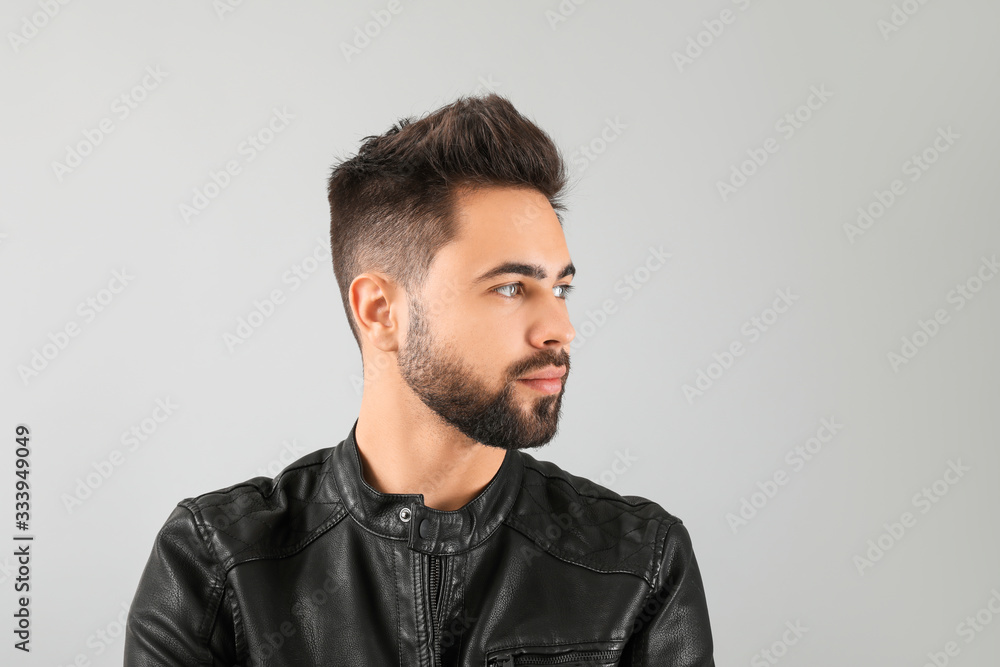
(492, 283), (575, 300)
(494, 283), (520, 298)
(554, 284), (575, 299)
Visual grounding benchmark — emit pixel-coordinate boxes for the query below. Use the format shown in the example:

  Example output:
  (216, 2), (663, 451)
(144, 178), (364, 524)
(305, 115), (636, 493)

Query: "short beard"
(396, 295), (569, 451)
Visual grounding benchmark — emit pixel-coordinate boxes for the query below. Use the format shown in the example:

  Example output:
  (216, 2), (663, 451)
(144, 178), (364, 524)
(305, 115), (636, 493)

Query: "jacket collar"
(330, 418), (524, 556)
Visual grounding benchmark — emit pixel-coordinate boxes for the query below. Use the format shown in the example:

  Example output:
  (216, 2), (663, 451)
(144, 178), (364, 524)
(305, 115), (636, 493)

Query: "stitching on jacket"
(440, 556), (452, 629)
(200, 498), (282, 539)
(179, 502), (233, 664)
(392, 545), (401, 667)
(488, 636), (629, 654)
(520, 465), (675, 558)
(226, 586), (248, 665)
(521, 460), (667, 513)
(193, 468), (341, 512)
(191, 486), (264, 509)
(644, 519), (676, 666)
(649, 518), (674, 587)
(636, 518), (676, 666)
(457, 551), (468, 660)
(195, 465), (346, 565)
(501, 517), (648, 577)
(411, 552), (424, 667)
(219, 505), (350, 571)
(517, 479), (632, 553)
(507, 475), (659, 583)
(500, 520), (653, 586)
(185, 456), (332, 505)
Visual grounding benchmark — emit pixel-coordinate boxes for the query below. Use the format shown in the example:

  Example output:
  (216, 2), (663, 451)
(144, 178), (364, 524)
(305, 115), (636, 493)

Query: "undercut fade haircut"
(326, 93), (569, 357)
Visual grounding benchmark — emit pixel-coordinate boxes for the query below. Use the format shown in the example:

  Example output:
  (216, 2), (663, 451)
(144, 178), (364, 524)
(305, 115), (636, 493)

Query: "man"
(124, 94), (715, 666)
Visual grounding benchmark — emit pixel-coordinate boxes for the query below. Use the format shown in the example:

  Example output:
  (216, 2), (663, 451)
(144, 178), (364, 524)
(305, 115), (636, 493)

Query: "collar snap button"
(399, 507), (411, 522)
(419, 518), (431, 539)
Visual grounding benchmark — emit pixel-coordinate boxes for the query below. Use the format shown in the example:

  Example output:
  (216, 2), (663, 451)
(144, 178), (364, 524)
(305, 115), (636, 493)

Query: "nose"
(529, 293), (575, 349)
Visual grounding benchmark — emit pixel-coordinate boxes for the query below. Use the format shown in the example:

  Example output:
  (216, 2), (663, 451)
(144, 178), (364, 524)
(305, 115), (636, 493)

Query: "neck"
(355, 381), (507, 511)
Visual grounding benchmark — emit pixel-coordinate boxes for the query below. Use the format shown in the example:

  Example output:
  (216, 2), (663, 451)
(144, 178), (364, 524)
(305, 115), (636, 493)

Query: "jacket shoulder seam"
(500, 520), (655, 587)
(182, 453), (333, 506)
(175, 502), (232, 661)
(180, 449), (347, 571)
(521, 460), (665, 513)
(219, 504), (350, 573)
(649, 517), (679, 590)
(188, 491), (348, 572)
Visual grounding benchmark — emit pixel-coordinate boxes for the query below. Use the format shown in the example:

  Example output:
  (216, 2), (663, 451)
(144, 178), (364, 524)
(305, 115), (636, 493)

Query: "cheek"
(435, 296), (526, 372)
(453, 314), (519, 371)
(440, 298), (505, 342)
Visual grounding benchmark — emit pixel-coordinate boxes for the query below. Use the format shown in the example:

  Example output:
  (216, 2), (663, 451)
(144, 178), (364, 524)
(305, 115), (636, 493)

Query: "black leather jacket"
(124, 419), (715, 665)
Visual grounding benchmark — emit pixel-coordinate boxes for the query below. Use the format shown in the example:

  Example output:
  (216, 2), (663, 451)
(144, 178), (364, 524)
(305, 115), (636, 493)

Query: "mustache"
(511, 350), (570, 378)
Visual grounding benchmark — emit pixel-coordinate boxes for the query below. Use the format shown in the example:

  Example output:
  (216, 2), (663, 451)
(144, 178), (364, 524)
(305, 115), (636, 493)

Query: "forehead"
(440, 186), (570, 278)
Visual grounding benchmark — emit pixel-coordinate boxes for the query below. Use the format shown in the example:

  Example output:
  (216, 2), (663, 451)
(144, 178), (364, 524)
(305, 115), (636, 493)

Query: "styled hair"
(327, 93), (569, 354)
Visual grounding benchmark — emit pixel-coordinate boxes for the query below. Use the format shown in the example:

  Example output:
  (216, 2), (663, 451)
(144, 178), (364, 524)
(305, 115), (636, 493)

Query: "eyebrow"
(472, 261), (576, 285)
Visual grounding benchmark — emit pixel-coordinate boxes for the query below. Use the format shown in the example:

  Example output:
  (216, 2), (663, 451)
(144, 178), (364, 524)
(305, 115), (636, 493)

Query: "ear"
(350, 272), (404, 353)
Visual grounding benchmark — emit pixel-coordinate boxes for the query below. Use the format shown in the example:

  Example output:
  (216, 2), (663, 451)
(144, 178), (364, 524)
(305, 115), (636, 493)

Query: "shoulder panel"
(505, 452), (681, 588)
(178, 447), (348, 571)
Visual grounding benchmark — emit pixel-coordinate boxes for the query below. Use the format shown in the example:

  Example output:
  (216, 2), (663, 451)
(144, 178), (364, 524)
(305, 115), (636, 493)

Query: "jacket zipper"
(487, 649), (620, 666)
(428, 554), (443, 666)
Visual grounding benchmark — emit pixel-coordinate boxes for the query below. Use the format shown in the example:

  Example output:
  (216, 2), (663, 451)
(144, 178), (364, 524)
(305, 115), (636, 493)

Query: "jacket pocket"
(485, 639), (623, 666)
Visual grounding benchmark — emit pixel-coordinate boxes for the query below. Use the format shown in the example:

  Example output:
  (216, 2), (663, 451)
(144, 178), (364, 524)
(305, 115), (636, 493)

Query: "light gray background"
(2, 1), (998, 665)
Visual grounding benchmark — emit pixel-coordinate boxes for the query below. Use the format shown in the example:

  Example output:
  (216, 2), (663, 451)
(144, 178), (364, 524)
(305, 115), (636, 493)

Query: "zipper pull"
(492, 653), (513, 667)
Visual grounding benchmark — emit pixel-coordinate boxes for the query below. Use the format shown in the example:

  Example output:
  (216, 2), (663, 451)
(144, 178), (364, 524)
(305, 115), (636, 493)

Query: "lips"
(519, 366), (566, 381)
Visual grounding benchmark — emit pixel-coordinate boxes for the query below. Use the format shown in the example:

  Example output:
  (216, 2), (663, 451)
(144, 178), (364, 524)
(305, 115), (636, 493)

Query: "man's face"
(396, 186), (576, 451)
